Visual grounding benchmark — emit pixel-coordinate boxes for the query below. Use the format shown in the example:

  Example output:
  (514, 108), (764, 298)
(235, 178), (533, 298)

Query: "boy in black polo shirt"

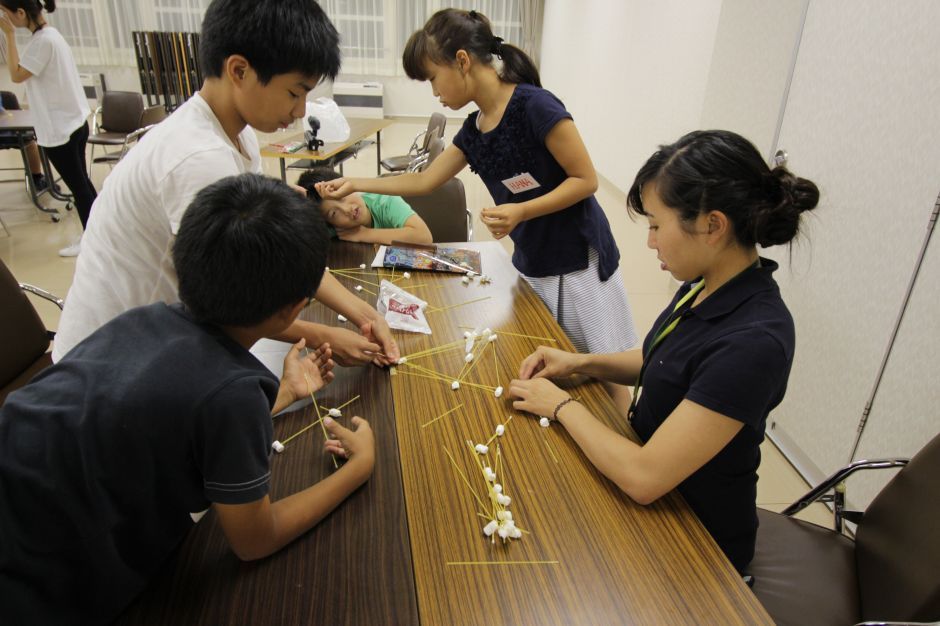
(0, 173), (375, 625)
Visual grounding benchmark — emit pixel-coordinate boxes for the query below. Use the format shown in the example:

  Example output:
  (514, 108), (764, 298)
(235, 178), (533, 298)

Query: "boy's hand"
(358, 320), (399, 366)
(481, 203), (525, 239)
(518, 346), (581, 380)
(323, 416), (375, 474)
(316, 178), (355, 200)
(320, 325), (383, 366)
(281, 339), (334, 403)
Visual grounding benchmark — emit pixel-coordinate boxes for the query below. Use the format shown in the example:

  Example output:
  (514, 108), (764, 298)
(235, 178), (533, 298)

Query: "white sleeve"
(18, 36), (52, 76)
(161, 148), (243, 235)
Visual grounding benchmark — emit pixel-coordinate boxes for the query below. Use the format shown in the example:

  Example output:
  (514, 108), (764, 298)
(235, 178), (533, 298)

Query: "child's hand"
(336, 225), (368, 242)
(323, 416), (375, 474)
(281, 339), (334, 404)
(0, 11), (15, 36)
(316, 178), (354, 200)
(481, 203), (525, 239)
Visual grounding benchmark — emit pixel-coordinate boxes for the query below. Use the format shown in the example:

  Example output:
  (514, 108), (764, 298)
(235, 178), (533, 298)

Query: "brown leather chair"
(0, 259), (62, 405)
(748, 432), (940, 625)
(402, 177), (470, 243)
(87, 90), (146, 167)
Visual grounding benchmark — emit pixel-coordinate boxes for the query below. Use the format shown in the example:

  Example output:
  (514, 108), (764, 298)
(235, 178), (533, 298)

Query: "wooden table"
(260, 117), (393, 180)
(0, 109), (72, 220)
(117, 241), (772, 625)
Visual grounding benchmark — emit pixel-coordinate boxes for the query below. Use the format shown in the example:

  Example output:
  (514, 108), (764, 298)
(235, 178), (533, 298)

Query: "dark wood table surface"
(117, 241), (772, 625)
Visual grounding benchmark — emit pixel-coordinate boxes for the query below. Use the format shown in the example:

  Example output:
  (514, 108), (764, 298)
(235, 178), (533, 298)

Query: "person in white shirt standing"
(0, 0), (96, 257)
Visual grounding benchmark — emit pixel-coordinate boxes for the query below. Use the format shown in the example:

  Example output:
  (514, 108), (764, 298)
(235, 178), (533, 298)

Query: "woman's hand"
(280, 339), (334, 405)
(508, 377), (571, 420)
(481, 203), (525, 239)
(518, 346), (582, 380)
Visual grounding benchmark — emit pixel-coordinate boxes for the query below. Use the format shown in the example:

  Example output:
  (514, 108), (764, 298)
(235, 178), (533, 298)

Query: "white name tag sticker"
(502, 172), (541, 194)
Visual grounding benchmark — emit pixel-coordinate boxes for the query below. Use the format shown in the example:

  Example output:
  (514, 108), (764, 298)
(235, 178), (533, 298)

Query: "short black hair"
(174, 173), (330, 327)
(296, 166), (341, 202)
(199, 0), (341, 85)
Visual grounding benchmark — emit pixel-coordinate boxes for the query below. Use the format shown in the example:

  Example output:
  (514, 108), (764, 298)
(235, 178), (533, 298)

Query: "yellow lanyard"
(628, 280), (705, 418)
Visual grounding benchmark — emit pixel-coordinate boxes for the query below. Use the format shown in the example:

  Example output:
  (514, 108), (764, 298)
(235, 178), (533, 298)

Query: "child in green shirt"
(299, 167), (433, 245)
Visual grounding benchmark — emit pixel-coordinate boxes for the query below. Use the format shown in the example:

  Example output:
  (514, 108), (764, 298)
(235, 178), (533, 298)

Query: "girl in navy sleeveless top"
(319, 9), (638, 409)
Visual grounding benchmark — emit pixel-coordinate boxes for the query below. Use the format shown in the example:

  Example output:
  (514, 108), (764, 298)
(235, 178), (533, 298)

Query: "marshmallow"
(463, 331), (472, 339)
(328, 408), (341, 418)
(496, 494), (511, 506)
(271, 440), (285, 453)
(451, 380), (460, 390)
(510, 527), (522, 539)
(480, 275), (492, 284)
(539, 417), (551, 428)
(497, 526), (510, 539)
(493, 484), (503, 494)
(497, 510), (510, 521)
(461, 276), (470, 284)
(494, 386), (503, 398)
(483, 520), (499, 537)
(474, 443), (489, 455)
(403, 271), (411, 278)
(481, 327), (492, 336)
(355, 285), (363, 292)
(359, 263), (366, 269)
(495, 424), (505, 436)
(503, 511), (513, 521)
(488, 334), (498, 343)
(483, 466), (496, 481)
(465, 353), (474, 363)
(337, 314), (347, 323)
(397, 356), (408, 364)
(466, 270), (476, 277)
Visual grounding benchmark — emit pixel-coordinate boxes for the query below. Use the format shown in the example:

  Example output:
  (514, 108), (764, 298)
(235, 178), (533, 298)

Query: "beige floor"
(0, 117), (832, 529)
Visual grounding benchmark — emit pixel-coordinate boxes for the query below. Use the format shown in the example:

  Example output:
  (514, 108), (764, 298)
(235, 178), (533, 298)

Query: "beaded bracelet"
(552, 397), (575, 421)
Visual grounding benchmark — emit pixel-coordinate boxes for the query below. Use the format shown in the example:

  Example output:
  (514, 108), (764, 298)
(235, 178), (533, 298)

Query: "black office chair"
(0, 258), (63, 406)
(381, 113), (445, 174)
(402, 176), (470, 243)
(0, 91), (36, 193)
(748, 431), (940, 626)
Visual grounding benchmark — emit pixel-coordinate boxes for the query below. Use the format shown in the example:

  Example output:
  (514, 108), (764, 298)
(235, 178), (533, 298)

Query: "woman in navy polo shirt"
(509, 130), (819, 573)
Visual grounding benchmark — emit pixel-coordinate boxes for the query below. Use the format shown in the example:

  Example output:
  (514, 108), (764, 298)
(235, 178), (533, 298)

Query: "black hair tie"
(490, 36), (504, 58)
(468, 10), (478, 19)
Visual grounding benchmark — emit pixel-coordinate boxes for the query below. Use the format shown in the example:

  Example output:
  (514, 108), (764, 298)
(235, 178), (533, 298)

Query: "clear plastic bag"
(304, 98), (350, 143)
(377, 280), (432, 335)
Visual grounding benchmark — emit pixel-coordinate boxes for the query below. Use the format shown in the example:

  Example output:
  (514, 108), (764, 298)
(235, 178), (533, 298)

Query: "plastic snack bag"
(377, 280), (432, 334)
(304, 98), (350, 142)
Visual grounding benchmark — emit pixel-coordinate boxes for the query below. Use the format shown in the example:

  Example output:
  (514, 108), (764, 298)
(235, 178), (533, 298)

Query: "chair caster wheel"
(66, 203), (74, 211)
(52, 215), (60, 223)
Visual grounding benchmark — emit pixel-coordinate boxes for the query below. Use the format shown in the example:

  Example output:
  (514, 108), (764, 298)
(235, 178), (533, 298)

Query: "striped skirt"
(523, 248), (638, 354)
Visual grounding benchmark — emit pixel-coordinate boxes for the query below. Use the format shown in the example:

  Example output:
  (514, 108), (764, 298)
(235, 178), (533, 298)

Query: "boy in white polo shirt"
(53, 0), (399, 366)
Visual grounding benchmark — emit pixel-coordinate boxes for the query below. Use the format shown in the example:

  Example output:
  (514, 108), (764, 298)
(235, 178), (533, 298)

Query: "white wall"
(699, 1), (808, 159)
(540, 0), (722, 192)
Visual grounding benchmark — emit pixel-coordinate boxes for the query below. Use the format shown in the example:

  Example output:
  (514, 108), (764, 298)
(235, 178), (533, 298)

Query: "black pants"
(43, 123), (97, 229)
